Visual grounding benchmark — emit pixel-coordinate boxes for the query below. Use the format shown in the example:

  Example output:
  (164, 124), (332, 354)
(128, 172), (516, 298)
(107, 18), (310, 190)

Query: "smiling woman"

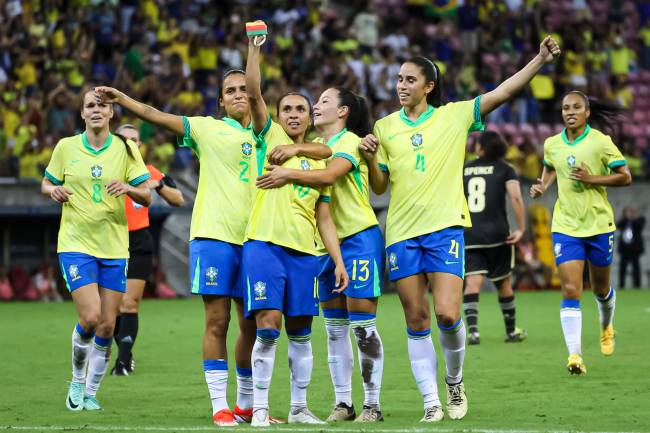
(40, 89), (151, 412)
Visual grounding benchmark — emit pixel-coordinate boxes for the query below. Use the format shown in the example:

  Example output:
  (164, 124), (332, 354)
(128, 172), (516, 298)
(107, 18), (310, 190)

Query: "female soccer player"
(96, 75), (261, 426)
(243, 29), (347, 427)
(530, 91), (631, 375)
(111, 123), (184, 376)
(257, 87), (386, 422)
(360, 36), (561, 422)
(42, 90), (151, 411)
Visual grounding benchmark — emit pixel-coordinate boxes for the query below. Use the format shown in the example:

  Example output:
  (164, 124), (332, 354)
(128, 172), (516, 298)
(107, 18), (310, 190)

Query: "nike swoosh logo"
(68, 396), (80, 409)
(71, 159), (80, 164)
(445, 260), (459, 265)
(388, 134), (397, 140)
(218, 132), (231, 136)
(353, 284), (364, 289)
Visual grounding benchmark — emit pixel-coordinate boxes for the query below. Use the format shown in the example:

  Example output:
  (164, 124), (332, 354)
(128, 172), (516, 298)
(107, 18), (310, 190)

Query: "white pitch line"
(1, 426), (648, 433)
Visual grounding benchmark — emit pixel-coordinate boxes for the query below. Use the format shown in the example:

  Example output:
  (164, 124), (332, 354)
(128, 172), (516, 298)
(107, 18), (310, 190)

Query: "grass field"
(2, 291), (650, 433)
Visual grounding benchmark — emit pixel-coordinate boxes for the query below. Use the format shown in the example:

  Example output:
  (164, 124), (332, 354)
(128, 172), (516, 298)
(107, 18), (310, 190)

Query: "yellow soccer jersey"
(323, 129), (378, 239)
(45, 133), (150, 258)
(543, 125), (626, 237)
(180, 116), (257, 244)
(246, 121), (329, 255)
(375, 98), (484, 247)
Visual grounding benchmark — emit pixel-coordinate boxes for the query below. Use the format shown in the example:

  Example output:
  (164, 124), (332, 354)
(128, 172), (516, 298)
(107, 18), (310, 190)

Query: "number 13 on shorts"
(449, 239), (460, 258)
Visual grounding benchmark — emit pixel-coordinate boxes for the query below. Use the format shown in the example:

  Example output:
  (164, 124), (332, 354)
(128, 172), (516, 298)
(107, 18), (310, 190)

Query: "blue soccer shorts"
(242, 240), (319, 318)
(385, 226), (465, 281)
(189, 238), (243, 298)
(552, 232), (615, 267)
(319, 225), (385, 302)
(59, 252), (128, 293)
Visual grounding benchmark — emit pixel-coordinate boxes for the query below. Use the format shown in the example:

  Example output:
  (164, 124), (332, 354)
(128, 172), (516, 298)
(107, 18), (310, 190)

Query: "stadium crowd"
(1, 0), (649, 182)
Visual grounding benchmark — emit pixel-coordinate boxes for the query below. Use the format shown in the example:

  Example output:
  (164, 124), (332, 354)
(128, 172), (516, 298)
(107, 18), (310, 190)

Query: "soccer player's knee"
(435, 313), (457, 329)
(405, 309), (429, 331)
(79, 310), (101, 331)
(206, 314), (230, 338)
(562, 282), (581, 299)
(120, 297), (139, 314)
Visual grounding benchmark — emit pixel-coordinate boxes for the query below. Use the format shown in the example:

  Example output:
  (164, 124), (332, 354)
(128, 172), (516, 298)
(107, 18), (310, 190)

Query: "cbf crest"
(254, 281), (267, 300)
(69, 264), (81, 282)
(411, 133), (423, 149)
(91, 165), (102, 178)
(389, 253), (398, 271)
(241, 142), (253, 157)
(205, 267), (218, 286)
(554, 243), (562, 258)
(300, 160), (310, 171)
(567, 155), (576, 167)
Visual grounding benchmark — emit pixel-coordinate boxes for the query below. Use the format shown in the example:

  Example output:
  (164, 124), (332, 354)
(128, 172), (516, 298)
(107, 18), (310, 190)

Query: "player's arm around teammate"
(111, 124), (184, 376)
(97, 75), (262, 426)
(42, 90), (151, 412)
(356, 37), (561, 423)
(256, 87), (386, 421)
(530, 91), (631, 375)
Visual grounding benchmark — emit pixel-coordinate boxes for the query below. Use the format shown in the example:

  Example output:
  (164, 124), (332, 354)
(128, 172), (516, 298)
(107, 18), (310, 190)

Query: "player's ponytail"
(335, 87), (371, 137)
(566, 91), (625, 136)
(406, 56), (443, 108)
(115, 124), (137, 159)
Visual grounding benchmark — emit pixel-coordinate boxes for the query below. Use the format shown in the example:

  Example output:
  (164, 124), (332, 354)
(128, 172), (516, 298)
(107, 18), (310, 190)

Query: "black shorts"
(465, 244), (514, 282)
(128, 228), (154, 280)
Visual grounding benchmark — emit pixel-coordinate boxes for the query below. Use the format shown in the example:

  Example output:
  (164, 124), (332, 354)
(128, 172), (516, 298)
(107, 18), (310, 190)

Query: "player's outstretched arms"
(94, 87), (184, 136)
(316, 201), (349, 293)
(360, 133), (388, 194)
(42, 178), (72, 204)
(245, 23), (269, 134)
(480, 36), (561, 117)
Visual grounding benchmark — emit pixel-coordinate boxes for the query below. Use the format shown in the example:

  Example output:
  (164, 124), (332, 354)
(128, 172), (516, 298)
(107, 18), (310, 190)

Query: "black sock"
(113, 314), (122, 346)
(463, 293), (479, 334)
(499, 295), (516, 335)
(117, 313), (139, 364)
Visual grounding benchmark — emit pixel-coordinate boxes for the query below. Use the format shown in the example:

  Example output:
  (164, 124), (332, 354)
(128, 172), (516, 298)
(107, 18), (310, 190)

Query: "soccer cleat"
(354, 405), (384, 422)
(82, 395), (101, 411)
(251, 408), (270, 427)
(65, 382), (85, 411)
(288, 407), (326, 424)
(213, 409), (238, 427)
(326, 402), (356, 421)
(420, 405), (444, 422)
(111, 360), (131, 376)
(446, 381), (468, 420)
(600, 325), (615, 356)
(567, 354), (587, 375)
(505, 328), (527, 343)
(468, 331), (481, 345)
(233, 405), (285, 424)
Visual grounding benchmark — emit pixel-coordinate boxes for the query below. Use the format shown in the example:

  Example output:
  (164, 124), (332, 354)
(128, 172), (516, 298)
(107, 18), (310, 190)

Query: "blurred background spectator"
(617, 205), (646, 289)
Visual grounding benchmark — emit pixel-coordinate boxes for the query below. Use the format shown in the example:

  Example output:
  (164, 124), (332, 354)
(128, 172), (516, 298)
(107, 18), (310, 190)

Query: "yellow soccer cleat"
(567, 354), (587, 375)
(600, 325), (615, 356)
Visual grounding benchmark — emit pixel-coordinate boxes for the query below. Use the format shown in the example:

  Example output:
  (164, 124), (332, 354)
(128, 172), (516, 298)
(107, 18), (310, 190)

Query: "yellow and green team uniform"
(315, 128), (385, 301)
(543, 125), (627, 266)
(45, 132), (150, 292)
(243, 119), (329, 317)
(375, 98), (484, 281)
(179, 115), (257, 297)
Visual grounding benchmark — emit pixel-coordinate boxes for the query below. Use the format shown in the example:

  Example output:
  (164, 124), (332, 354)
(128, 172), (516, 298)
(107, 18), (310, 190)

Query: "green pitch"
(2, 291), (650, 432)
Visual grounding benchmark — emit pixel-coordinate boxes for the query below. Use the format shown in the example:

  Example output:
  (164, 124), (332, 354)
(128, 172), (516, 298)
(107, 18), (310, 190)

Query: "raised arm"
(256, 158), (352, 189)
(95, 87), (184, 136)
(505, 180), (526, 244)
(359, 134), (389, 194)
(245, 30), (269, 134)
(530, 165), (557, 198)
(316, 201), (349, 293)
(480, 36), (561, 117)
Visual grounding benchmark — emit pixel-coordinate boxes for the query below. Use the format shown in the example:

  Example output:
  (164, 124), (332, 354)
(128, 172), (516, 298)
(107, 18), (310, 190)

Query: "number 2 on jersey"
(239, 161), (249, 183)
(467, 177), (486, 212)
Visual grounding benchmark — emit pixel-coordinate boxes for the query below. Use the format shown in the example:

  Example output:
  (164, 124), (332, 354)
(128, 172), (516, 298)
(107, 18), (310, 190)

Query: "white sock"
(324, 309), (353, 406)
(71, 323), (93, 383)
(595, 287), (616, 328)
(287, 328), (313, 410)
(560, 299), (582, 355)
(407, 328), (440, 408)
(204, 360), (229, 414)
(252, 329), (280, 410)
(236, 366), (254, 409)
(84, 335), (112, 397)
(350, 312), (383, 408)
(438, 319), (466, 385)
